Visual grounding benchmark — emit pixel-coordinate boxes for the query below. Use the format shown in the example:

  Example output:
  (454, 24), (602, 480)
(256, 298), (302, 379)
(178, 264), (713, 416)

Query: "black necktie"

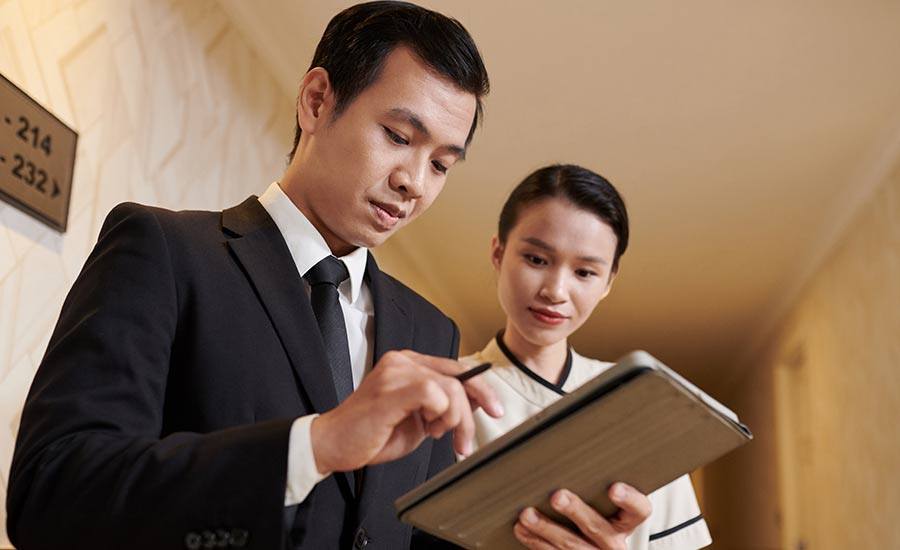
(304, 256), (354, 403)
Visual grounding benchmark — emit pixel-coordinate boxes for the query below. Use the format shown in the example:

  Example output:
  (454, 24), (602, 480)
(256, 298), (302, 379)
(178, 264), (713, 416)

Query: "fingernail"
(463, 439), (473, 456)
(553, 491), (569, 510)
(522, 507), (538, 525)
(493, 401), (505, 416)
(612, 483), (626, 502)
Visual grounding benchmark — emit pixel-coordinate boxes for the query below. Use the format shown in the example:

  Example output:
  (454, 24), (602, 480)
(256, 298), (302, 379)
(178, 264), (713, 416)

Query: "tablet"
(395, 350), (751, 549)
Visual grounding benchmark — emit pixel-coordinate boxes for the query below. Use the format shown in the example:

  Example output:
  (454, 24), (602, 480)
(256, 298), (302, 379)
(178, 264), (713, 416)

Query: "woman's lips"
(529, 307), (567, 326)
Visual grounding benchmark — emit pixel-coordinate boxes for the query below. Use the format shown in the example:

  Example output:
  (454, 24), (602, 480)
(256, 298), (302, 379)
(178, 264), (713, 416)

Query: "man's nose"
(390, 161), (425, 199)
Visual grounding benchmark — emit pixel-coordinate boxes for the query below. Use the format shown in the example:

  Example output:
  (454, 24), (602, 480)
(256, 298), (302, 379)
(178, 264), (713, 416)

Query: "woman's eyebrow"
(523, 237), (554, 251)
(522, 237), (608, 264)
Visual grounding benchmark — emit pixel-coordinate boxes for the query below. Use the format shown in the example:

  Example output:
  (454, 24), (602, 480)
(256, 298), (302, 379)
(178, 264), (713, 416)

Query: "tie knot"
(304, 256), (350, 288)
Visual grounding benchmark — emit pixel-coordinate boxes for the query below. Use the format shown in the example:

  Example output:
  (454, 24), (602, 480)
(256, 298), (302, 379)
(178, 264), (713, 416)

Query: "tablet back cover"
(395, 351), (751, 550)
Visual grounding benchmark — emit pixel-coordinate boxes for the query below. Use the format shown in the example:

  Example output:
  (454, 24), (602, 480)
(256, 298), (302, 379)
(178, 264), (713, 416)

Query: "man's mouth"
(370, 201), (406, 228)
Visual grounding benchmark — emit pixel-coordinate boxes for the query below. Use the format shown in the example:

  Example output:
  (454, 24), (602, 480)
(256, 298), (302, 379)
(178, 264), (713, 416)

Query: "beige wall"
(0, 1), (293, 546)
(703, 165), (900, 549)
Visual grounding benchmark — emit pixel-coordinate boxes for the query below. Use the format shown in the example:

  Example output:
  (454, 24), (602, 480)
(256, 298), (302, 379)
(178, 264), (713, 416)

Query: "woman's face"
(493, 197), (618, 350)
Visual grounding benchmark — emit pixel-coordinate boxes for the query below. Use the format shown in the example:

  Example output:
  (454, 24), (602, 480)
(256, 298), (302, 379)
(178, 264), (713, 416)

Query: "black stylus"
(455, 362), (492, 382)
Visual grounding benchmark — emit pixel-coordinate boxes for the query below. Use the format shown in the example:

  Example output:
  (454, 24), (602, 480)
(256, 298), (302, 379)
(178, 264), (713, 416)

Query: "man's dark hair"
(498, 164), (630, 274)
(288, 1), (490, 162)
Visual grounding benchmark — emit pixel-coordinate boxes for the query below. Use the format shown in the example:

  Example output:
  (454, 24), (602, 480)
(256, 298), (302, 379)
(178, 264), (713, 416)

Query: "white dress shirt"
(257, 181), (374, 506)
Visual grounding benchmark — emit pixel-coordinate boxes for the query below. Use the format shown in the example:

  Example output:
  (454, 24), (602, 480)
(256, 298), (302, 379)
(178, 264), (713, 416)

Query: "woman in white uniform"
(463, 164), (712, 550)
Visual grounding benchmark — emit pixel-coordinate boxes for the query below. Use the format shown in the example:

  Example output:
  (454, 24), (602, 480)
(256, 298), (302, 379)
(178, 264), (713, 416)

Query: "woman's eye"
(576, 269), (598, 278)
(431, 160), (448, 174)
(524, 254), (547, 266)
(383, 126), (408, 145)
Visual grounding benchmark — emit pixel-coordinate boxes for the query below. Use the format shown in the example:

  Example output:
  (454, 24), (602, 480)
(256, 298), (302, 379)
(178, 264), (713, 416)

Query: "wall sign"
(0, 73), (77, 232)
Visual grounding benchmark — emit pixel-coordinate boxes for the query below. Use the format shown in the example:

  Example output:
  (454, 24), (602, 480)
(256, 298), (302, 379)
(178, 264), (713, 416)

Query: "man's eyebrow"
(522, 237), (609, 264)
(388, 107), (467, 160)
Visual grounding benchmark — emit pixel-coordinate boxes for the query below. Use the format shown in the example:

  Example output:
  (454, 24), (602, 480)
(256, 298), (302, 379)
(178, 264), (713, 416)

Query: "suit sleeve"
(7, 204), (291, 549)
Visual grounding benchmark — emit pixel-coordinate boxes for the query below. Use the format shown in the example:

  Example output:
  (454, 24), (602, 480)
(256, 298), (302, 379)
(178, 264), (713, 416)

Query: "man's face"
(295, 47), (477, 255)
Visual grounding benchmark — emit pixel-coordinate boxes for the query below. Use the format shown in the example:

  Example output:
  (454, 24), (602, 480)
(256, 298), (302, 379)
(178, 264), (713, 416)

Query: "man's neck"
(278, 169), (357, 257)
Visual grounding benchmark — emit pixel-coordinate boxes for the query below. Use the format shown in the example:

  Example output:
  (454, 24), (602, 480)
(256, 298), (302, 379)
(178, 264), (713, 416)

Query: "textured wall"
(703, 166), (900, 550)
(0, 1), (293, 546)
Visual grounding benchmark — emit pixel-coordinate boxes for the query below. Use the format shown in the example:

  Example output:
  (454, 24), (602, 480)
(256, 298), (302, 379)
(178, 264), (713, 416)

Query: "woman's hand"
(513, 483), (652, 550)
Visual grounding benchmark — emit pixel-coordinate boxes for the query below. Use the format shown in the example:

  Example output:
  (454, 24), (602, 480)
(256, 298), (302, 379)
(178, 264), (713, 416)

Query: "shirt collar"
(258, 181), (368, 304)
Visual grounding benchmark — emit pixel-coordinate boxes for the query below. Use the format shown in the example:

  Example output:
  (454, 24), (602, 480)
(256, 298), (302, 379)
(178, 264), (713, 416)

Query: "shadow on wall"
(701, 166), (900, 550)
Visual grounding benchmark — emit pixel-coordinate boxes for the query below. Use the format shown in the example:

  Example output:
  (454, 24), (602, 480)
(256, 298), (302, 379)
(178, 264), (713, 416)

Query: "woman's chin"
(518, 324), (569, 349)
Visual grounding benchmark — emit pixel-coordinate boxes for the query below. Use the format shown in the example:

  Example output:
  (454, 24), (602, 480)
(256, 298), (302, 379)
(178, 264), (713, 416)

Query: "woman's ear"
(296, 67), (334, 134)
(490, 235), (504, 271)
(600, 270), (617, 300)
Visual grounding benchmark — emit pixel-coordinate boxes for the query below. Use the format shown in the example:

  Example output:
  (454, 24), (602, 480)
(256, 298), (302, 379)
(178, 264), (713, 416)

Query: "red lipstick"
(529, 307), (567, 326)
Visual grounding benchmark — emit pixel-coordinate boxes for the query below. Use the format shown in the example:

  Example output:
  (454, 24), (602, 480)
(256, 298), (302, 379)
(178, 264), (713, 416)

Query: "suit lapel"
(366, 253), (413, 363)
(223, 198), (340, 414)
(223, 205), (427, 507)
(358, 253), (418, 517)
(222, 198), (356, 497)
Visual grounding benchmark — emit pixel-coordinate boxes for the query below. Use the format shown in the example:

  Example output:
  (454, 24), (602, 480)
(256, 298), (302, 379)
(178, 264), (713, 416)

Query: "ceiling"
(218, 0), (900, 393)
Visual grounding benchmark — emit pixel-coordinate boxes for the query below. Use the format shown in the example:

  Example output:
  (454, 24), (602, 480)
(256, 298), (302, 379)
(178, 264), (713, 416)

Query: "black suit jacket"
(7, 198), (460, 549)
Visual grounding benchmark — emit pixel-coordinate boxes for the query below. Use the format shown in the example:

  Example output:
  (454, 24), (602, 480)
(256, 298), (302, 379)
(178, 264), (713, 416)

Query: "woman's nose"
(538, 273), (567, 303)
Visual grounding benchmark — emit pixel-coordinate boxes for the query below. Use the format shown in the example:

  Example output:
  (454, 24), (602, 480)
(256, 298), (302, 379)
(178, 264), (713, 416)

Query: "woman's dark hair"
(288, 1), (490, 161)
(498, 164), (630, 274)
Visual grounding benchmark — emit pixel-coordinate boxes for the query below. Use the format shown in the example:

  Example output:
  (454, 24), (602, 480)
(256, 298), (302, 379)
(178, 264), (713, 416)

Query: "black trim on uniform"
(648, 514), (704, 541)
(495, 331), (572, 395)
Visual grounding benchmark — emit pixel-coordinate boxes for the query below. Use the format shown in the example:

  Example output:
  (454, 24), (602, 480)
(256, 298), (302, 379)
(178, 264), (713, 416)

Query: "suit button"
(230, 529), (249, 548)
(215, 529), (231, 547)
(353, 528), (369, 548)
(201, 530), (216, 548)
(184, 532), (201, 550)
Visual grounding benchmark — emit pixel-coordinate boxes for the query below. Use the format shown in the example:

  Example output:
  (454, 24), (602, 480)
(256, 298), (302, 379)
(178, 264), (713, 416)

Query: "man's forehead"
(345, 46), (477, 144)
(371, 48), (474, 105)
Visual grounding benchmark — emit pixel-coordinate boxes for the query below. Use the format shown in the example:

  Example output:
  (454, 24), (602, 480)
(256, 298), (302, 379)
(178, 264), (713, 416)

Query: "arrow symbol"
(52, 180), (60, 198)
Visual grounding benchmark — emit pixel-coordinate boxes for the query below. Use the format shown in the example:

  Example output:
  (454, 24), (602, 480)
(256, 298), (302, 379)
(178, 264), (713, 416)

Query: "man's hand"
(513, 483), (652, 550)
(310, 350), (503, 475)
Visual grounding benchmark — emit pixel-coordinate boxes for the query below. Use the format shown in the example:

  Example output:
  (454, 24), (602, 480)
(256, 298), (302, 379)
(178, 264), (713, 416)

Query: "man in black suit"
(8, 3), (497, 548)
(8, 2), (651, 549)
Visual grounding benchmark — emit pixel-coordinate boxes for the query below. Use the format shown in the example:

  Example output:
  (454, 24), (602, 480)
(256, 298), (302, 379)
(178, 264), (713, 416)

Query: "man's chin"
(348, 228), (396, 251)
